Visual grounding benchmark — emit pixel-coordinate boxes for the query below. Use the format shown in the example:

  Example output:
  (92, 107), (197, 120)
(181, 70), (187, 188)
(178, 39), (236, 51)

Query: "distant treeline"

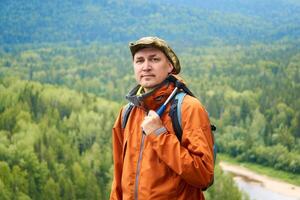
(1, 0), (299, 45)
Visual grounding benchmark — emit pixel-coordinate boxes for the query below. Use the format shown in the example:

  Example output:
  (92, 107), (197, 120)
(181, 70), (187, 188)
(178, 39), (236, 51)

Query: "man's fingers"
(141, 110), (163, 135)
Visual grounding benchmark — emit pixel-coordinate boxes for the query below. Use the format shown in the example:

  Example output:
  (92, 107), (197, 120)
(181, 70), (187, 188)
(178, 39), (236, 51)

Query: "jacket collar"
(126, 79), (175, 111)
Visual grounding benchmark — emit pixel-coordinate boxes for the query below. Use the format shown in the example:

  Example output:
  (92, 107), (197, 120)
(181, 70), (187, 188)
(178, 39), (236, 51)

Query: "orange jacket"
(110, 80), (214, 200)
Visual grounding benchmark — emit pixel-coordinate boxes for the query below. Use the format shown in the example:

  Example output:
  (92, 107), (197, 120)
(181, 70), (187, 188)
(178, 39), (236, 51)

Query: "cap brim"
(129, 43), (160, 57)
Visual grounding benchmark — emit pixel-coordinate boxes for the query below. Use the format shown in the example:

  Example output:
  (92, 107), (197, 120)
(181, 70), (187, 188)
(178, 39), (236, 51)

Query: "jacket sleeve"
(147, 96), (214, 189)
(110, 108), (124, 200)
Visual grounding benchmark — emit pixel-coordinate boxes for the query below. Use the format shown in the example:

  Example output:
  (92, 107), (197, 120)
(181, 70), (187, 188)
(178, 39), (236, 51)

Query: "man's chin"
(140, 82), (157, 91)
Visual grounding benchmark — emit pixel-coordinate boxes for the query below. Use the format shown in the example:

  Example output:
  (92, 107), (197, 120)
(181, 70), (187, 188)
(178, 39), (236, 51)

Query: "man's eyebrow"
(134, 56), (144, 60)
(135, 54), (158, 59)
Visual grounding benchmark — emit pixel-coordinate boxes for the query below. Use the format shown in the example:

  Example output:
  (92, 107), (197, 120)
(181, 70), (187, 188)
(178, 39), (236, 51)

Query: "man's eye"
(152, 58), (160, 62)
(135, 60), (143, 64)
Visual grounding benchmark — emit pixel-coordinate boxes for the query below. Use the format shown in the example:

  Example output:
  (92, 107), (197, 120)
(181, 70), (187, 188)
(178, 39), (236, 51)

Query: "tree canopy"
(1, 0), (299, 199)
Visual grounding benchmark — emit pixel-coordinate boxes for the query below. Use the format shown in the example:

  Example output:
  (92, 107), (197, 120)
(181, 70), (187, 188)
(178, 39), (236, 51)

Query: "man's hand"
(141, 110), (164, 135)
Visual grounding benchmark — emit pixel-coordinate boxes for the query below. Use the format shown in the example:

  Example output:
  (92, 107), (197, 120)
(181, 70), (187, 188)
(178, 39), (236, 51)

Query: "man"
(110, 36), (214, 200)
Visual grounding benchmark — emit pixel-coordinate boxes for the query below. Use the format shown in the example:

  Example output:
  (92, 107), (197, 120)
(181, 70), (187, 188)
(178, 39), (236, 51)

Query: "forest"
(1, 0), (300, 45)
(1, 38), (299, 199)
(1, 0), (300, 199)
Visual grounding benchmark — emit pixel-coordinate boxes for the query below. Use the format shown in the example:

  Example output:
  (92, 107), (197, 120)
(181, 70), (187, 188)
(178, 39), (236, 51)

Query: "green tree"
(42, 178), (60, 200)
(58, 177), (75, 200)
(11, 166), (29, 197)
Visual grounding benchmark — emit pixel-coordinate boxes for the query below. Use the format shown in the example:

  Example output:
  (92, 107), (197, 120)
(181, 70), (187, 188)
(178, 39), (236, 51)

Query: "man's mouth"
(141, 74), (155, 78)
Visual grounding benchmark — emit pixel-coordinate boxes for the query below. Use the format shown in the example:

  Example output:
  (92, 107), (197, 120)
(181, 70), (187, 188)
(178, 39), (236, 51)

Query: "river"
(219, 162), (300, 200)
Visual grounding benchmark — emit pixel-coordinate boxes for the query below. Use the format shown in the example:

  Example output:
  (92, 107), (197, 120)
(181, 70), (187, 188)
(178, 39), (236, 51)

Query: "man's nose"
(142, 60), (152, 71)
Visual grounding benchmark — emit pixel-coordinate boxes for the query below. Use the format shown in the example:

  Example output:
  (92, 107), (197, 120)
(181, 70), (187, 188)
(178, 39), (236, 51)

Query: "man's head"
(129, 37), (181, 91)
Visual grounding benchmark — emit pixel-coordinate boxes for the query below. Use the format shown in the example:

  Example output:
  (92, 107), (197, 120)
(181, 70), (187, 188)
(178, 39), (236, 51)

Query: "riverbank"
(219, 161), (300, 199)
(219, 154), (300, 186)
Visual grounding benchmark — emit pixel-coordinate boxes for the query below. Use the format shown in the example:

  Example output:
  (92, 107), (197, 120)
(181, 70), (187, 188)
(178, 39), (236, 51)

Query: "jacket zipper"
(134, 131), (146, 200)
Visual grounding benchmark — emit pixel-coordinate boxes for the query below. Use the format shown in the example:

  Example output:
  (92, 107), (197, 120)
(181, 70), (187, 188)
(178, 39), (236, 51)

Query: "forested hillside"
(1, 0), (300, 45)
(1, 0), (300, 199)
(184, 41), (300, 173)
(1, 38), (299, 174)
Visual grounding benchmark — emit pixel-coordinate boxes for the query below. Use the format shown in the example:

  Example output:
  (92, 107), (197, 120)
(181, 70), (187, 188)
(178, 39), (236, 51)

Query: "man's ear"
(168, 62), (174, 73)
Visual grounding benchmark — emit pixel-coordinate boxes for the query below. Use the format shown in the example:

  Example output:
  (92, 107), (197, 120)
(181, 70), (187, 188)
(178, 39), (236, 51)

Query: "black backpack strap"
(179, 84), (194, 97)
(121, 103), (134, 129)
(169, 92), (186, 142)
(169, 91), (217, 141)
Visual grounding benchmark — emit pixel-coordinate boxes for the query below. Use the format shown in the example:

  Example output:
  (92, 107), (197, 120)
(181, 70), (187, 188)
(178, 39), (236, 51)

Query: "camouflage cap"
(129, 36), (181, 74)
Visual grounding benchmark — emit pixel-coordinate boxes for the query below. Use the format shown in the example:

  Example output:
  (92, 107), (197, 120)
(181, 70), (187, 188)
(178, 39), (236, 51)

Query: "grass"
(218, 153), (300, 186)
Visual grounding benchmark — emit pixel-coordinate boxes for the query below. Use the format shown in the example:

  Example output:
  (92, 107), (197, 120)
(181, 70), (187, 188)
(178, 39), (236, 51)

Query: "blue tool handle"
(156, 104), (166, 117)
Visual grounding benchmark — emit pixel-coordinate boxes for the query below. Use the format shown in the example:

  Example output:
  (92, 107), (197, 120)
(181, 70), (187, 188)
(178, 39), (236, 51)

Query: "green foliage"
(0, 78), (119, 199)
(1, 37), (300, 198)
(1, 2), (300, 196)
(180, 41), (300, 174)
(42, 178), (60, 200)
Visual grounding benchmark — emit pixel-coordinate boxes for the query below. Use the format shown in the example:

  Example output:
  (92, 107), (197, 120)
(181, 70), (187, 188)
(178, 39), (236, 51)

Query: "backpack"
(168, 91), (217, 164)
(121, 86), (216, 190)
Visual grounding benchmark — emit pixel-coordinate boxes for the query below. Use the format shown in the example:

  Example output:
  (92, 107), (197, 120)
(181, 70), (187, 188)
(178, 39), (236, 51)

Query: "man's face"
(133, 47), (173, 91)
